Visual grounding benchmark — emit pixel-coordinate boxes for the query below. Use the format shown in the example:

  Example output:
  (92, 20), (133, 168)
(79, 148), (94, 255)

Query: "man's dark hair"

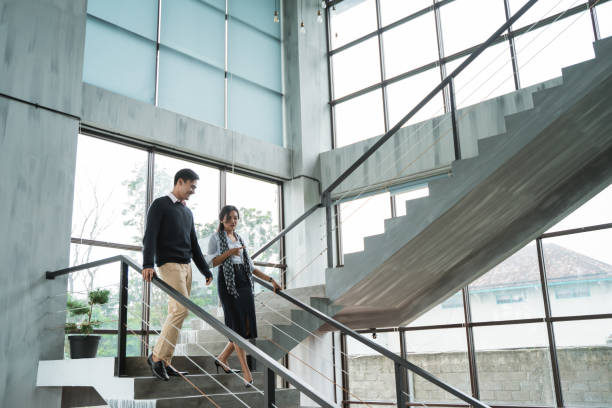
(174, 168), (199, 185)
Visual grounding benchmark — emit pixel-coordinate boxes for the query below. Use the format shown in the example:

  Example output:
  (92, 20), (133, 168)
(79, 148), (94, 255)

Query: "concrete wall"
(320, 78), (563, 199)
(0, 1), (86, 407)
(347, 347), (612, 406)
(81, 84), (292, 180)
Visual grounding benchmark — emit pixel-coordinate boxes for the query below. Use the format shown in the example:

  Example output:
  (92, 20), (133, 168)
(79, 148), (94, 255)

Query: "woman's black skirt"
(218, 263), (258, 340)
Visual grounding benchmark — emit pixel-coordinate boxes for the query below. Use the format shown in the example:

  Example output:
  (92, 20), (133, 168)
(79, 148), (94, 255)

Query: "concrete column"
(0, 1), (86, 407)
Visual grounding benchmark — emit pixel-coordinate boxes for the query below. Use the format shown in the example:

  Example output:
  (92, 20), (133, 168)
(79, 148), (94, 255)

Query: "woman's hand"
(226, 246), (244, 257)
(271, 279), (281, 293)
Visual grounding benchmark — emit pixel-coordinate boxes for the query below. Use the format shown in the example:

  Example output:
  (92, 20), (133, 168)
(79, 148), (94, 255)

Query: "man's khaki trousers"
(152, 262), (192, 364)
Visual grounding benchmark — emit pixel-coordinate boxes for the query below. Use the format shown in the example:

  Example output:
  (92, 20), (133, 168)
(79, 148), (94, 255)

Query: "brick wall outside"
(347, 347), (612, 406)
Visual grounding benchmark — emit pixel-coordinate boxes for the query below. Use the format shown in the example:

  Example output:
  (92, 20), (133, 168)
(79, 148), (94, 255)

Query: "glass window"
(228, 76), (283, 146)
(382, 11), (439, 79)
(152, 155), (220, 237)
(509, 0), (586, 30)
(67, 244), (143, 331)
(330, 0), (378, 50)
(158, 46), (225, 127)
(395, 186), (429, 217)
(340, 192), (391, 255)
(386, 68), (445, 127)
(445, 42), (516, 108)
(334, 89), (385, 147)
(404, 328), (471, 404)
(332, 37), (381, 99)
(407, 290), (464, 326)
(161, 0), (225, 69)
(598, 1), (612, 39)
(71, 135), (148, 246)
(226, 172), (281, 263)
(473, 324), (555, 406)
(439, 0), (507, 57)
(546, 184), (612, 233)
(379, 0), (433, 27)
(228, 0), (281, 39)
(554, 319), (612, 408)
(514, 12), (595, 88)
(82, 18), (156, 104)
(346, 332), (400, 402)
(87, 0), (158, 41)
(469, 243), (545, 321)
(228, 19), (282, 93)
(542, 229), (612, 317)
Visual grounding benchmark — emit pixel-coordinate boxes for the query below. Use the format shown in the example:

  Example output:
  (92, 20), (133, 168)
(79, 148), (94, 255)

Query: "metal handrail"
(46, 255), (335, 408)
(253, 276), (490, 408)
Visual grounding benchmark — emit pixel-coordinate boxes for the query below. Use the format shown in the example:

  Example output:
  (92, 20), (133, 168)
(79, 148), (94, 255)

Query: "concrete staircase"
(325, 36), (612, 329)
(177, 37), (612, 360)
(125, 356), (299, 407)
(176, 285), (338, 362)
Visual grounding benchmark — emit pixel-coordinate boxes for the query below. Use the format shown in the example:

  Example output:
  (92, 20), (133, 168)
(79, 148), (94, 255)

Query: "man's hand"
(142, 268), (155, 282)
(205, 276), (213, 286)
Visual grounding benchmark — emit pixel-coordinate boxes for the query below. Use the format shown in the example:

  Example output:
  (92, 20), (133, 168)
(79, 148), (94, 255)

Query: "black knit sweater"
(142, 196), (212, 279)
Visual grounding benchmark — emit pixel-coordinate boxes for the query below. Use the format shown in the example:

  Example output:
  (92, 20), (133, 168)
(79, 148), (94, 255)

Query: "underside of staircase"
(324, 36), (612, 329)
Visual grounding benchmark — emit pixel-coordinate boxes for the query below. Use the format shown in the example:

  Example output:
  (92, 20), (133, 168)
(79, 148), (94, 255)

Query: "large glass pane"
(67, 244), (143, 332)
(346, 331), (401, 403)
(469, 243), (545, 321)
(546, 184), (612, 233)
(446, 42), (516, 108)
(509, 0), (586, 30)
(598, 1), (612, 39)
(340, 192), (391, 255)
(383, 11), (439, 79)
(83, 18), (156, 104)
(379, 0), (433, 27)
(332, 37), (381, 98)
(405, 328), (471, 404)
(555, 319), (612, 408)
(407, 290), (464, 327)
(330, 0), (378, 49)
(439, 0), (507, 57)
(158, 46), (225, 127)
(474, 324), (555, 406)
(226, 172), (281, 263)
(228, 19), (282, 93)
(161, 0), (225, 69)
(386, 68), (445, 127)
(228, 76), (283, 146)
(88, 0), (158, 40)
(542, 229), (612, 317)
(514, 12), (595, 87)
(72, 135), (148, 246)
(229, 0), (281, 39)
(395, 185), (430, 217)
(334, 89), (385, 147)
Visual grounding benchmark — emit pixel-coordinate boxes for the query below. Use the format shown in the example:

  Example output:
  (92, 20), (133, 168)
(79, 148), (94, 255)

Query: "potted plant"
(65, 289), (110, 358)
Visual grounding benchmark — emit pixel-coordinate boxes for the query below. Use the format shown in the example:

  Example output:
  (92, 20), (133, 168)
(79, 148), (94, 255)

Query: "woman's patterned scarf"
(218, 230), (253, 298)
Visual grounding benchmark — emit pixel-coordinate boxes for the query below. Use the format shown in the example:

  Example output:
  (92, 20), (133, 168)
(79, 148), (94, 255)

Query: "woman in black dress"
(207, 205), (281, 386)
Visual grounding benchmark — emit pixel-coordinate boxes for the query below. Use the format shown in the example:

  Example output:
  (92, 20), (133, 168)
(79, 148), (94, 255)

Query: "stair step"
(155, 388), (300, 408)
(593, 35), (612, 58)
(135, 372), (264, 399)
(118, 356), (246, 378)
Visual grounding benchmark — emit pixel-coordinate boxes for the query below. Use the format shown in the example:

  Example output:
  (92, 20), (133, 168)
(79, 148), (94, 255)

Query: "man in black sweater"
(142, 168), (213, 381)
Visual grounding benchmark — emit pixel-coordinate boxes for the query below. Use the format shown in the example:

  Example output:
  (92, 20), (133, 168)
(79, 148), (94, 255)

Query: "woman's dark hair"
(174, 168), (199, 185)
(218, 205), (240, 232)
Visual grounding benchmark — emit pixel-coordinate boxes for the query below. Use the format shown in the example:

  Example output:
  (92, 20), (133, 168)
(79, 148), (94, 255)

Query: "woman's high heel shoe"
(245, 378), (254, 388)
(214, 360), (241, 374)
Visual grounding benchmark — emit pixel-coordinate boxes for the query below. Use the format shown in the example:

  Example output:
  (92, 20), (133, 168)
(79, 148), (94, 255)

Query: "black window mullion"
(141, 149), (156, 357)
(375, 0), (390, 133)
(155, 0), (162, 106)
(433, 0), (450, 112)
(503, 0), (522, 90)
(589, 0), (602, 40)
(462, 286), (480, 400)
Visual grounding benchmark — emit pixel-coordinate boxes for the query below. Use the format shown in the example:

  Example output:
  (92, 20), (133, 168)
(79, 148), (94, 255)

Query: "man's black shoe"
(147, 354), (169, 381)
(165, 365), (188, 377)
